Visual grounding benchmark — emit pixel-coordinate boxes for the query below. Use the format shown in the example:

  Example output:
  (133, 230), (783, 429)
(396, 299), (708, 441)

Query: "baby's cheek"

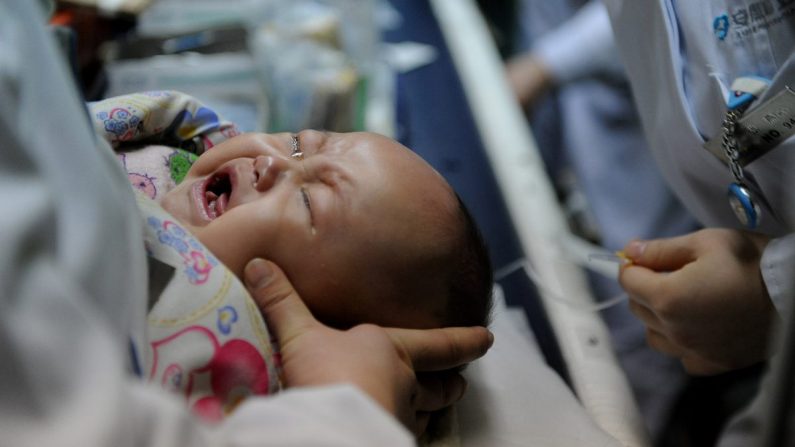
(161, 187), (190, 222)
(288, 265), (357, 328)
(216, 220), (286, 282)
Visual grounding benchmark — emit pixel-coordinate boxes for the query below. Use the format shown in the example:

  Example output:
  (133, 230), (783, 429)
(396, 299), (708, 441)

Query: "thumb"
(245, 258), (317, 345)
(623, 236), (696, 272)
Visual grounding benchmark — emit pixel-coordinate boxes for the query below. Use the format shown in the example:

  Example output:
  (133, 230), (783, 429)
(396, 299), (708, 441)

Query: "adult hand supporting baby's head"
(244, 258), (494, 436)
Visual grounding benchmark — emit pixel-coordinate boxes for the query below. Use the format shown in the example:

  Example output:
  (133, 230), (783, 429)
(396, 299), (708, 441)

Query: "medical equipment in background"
(100, 0), (392, 135)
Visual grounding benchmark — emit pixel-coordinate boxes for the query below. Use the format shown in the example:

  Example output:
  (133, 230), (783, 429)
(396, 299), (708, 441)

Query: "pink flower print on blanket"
(150, 325), (271, 422)
(147, 216), (218, 284)
(120, 153), (159, 199)
(97, 107), (143, 143)
(129, 172), (157, 199)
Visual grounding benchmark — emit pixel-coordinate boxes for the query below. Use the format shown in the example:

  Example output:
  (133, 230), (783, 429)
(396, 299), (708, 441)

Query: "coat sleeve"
(532, 1), (625, 84)
(761, 233), (795, 318)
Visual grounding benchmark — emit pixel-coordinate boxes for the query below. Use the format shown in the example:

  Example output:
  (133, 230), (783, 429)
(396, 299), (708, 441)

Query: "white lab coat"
(532, 1), (625, 84)
(0, 0), (413, 445)
(603, 0), (795, 316)
(603, 1), (795, 444)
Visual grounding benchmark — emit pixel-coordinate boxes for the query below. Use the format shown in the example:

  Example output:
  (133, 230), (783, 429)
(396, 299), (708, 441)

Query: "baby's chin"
(191, 230), (247, 280)
(157, 196), (248, 285)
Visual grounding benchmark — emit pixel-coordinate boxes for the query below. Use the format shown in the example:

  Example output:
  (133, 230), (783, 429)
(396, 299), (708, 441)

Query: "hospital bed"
(423, 1), (650, 445)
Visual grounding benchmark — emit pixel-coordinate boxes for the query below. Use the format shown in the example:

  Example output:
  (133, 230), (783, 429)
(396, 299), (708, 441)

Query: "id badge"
(704, 87), (795, 166)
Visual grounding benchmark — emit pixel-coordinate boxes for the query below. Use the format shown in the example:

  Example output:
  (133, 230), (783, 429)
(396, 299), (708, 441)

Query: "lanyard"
(721, 76), (769, 229)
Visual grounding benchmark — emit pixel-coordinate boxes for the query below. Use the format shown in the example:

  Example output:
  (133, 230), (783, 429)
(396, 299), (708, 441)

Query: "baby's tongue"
(215, 192), (229, 216)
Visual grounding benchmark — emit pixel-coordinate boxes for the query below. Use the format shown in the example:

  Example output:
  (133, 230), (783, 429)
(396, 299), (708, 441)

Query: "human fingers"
(643, 326), (727, 375)
(244, 258), (317, 346)
(619, 263), (675, 309)
(622, 263), (705, 333)
(623, 234), (698, 271)
(414, 412), (432, 438)
(413, 371), (468, 413)
(680, 354), (732, 376)
(643, 327), (730, 375)
(627, 297), (665, 333)
(645, 327), (685, 358)
(387, 326), (493, 372)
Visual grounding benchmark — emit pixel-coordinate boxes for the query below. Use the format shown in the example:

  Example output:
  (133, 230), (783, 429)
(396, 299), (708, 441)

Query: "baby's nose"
(253, 155), (289, 192)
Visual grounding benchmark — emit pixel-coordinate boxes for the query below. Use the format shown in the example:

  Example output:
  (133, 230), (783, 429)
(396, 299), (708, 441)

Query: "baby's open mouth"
(193, 172), (234, 221)
(203, 172), (232, 219)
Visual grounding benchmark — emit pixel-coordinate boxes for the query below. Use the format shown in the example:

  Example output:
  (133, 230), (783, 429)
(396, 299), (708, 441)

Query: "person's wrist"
(506, 53), (555, 107)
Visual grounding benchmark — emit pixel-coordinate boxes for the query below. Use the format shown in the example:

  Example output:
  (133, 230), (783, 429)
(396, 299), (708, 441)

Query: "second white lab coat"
(603, 1), (795, 443)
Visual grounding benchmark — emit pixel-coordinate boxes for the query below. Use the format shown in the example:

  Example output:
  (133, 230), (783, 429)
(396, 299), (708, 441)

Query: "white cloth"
(457, 293), (622, 447)
(603, 0), (795, 316)
(533, 1), (625, 84)
(0, 0), (413, 445)
(761, 233), (795, 317)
